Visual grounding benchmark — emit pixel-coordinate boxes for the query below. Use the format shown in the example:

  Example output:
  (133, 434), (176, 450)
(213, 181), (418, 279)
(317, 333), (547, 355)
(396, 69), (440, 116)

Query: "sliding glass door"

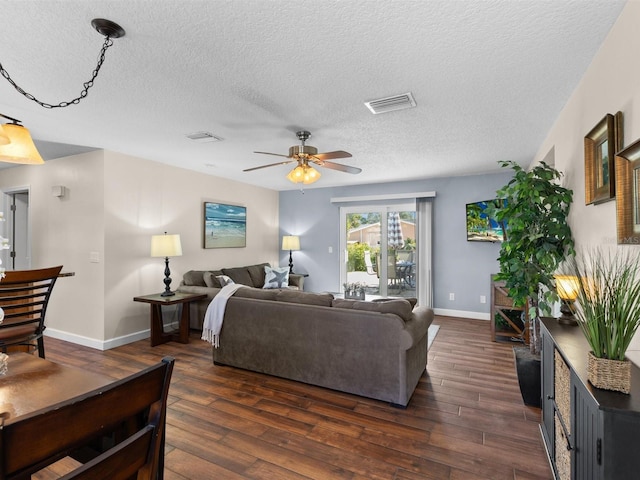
(340, 203), (416, 298)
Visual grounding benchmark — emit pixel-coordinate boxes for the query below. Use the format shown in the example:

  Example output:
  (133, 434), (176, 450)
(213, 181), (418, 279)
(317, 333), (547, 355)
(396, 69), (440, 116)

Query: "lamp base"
(161, 256), (174, 297)
(558, 300), (578, 326)
(288, 249), (294, 274)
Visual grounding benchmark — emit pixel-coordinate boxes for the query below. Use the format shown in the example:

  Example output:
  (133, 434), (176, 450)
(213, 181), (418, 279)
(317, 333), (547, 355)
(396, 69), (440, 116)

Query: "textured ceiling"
(0, 0), (627, 191)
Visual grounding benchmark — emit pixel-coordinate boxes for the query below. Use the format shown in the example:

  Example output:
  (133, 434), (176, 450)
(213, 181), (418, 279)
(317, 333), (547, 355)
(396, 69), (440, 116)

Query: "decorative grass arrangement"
(564, 248), (640, 361)
(561, 249), (640, 393)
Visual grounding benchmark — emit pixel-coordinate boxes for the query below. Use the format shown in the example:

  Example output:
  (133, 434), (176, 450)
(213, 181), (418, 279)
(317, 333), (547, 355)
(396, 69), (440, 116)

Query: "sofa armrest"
(289, 274), (304, 291)
(399, 306), (434, 349)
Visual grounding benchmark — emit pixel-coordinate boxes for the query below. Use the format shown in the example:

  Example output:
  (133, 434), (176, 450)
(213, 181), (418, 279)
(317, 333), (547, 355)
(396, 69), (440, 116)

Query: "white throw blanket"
(201, 283), (245, 347)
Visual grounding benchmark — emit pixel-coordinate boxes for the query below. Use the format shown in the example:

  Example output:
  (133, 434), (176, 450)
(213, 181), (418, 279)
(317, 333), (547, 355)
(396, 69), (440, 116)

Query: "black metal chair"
(0, 265), (63, 358)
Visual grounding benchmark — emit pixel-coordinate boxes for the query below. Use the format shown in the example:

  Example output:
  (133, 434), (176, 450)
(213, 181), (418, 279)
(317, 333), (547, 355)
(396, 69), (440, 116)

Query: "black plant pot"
(513, 346), (541, 408)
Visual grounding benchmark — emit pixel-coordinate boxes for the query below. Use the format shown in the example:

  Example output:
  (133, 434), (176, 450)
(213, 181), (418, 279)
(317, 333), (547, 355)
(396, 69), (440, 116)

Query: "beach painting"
(204, 202), (246, 248)
(466, 199), (507, 243)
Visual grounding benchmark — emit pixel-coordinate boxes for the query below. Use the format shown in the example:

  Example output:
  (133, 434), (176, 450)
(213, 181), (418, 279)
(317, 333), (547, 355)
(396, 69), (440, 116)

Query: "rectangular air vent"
(186, 131), (223, 143)
(365, 92), (416, 114)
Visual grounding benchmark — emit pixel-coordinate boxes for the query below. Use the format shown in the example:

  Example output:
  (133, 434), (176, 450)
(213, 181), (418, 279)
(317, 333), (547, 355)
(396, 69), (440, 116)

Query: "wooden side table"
(133, 292), (207, 346)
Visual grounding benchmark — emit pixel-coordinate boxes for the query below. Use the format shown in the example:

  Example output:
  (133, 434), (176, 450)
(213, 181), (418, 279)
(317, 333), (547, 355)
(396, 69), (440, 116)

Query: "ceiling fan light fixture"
(0, 121), (44, 165)
(286, 164), (321, 185)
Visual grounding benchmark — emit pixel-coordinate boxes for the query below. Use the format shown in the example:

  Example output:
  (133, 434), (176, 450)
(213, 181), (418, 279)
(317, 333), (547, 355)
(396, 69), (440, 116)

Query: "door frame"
(339, 202), (415, 297)
(2, 186), (31, 271)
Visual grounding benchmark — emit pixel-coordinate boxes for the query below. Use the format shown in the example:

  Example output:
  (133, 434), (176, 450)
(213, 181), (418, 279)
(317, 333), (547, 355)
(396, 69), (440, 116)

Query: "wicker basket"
(587, 351), (631, 394)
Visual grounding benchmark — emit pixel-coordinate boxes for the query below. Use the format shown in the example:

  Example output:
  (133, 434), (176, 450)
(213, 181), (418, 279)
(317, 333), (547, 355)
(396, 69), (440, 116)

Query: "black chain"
(0, 36), (114, 109)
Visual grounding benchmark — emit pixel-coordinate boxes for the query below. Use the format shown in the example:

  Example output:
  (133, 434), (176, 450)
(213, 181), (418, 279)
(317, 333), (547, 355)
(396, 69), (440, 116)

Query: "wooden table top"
(133, 292), (207, 305)
(0, 353), (112, 422)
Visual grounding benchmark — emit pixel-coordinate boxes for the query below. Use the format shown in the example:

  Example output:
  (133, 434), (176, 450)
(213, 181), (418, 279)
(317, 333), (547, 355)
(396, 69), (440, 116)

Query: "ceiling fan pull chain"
(0, 35), (115, 109)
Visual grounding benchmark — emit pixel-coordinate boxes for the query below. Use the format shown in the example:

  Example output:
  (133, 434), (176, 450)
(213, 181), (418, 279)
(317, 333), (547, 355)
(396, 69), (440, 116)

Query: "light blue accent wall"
(279, 172), (513, 315)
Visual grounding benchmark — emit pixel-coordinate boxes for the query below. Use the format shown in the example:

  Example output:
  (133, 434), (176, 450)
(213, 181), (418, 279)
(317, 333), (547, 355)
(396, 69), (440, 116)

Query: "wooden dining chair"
(0, 265), (63, 358)
(0, 356), (175, 480)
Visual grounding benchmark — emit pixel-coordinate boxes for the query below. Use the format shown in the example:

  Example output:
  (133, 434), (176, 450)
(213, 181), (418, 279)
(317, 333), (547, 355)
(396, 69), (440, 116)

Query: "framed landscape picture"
(203, 202), (246, 248)
(584, 112), (623, 205)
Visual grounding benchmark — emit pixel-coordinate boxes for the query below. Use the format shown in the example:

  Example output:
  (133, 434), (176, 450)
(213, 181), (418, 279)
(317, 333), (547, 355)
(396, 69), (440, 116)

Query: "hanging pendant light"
(0, 125), (9, 145)
(0, 19), (125, 165)
(0, 114), (44, 165)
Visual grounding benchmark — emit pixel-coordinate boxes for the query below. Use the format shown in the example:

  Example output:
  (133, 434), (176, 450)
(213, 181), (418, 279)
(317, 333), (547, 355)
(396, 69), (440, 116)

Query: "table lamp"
(151, 232), (182, 296)
(282, 235), (300, 274)
(555, 275), (579, 325)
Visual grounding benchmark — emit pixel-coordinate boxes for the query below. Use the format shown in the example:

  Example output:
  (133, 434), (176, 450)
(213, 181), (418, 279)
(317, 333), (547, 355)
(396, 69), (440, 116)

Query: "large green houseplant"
(488, 161), (574, 355)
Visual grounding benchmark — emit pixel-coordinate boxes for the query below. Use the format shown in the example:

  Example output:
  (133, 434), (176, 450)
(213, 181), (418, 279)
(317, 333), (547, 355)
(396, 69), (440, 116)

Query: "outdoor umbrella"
(387, 211), (404, 248)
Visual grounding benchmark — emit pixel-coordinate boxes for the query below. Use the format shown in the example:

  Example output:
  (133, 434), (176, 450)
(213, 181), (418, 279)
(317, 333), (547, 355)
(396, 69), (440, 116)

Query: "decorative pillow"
(216, 275), (235, 287)
(263, 266), (289, 289)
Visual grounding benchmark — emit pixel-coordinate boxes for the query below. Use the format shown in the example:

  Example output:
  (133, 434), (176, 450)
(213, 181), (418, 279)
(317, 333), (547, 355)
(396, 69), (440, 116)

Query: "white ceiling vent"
(186, 131), (223, 143)
(365, 92), (417, 114)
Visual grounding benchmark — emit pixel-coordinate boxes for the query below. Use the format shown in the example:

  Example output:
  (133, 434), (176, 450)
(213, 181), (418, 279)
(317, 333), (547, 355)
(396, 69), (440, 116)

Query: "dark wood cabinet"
(541, 318), (640, 480)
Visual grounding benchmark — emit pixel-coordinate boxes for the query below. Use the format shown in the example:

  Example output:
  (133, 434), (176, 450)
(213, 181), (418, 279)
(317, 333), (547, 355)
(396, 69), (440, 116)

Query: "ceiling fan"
(244, 130), (362, 184)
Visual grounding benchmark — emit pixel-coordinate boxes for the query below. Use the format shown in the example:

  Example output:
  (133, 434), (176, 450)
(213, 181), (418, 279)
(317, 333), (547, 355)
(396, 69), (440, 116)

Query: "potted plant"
(487, 161), (574, 406)
(560, 248), (640, 394)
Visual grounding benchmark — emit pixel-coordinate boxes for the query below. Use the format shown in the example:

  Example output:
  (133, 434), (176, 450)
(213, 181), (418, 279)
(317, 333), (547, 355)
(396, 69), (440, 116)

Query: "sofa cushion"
(246, 263), (270, 288)
(276, 290), (334, 307)
(263, 266), (289, 289)
(183, 270), (207, 287)
(371, 297), (418, 309)
(221, 267), (253, 286)
(333, 298), (413, 321)
(234, 287), (279, 301)
(203, 271), (224, 288)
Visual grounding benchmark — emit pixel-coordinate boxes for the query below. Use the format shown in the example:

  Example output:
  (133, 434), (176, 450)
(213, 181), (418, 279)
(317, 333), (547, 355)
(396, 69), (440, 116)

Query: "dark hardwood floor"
(42, 315), (552, 479)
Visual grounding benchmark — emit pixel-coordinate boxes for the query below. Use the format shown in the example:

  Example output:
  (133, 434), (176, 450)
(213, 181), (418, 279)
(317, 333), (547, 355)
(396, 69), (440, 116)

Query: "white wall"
(0, 150), (279, 349)
(531, 1), (640, 365)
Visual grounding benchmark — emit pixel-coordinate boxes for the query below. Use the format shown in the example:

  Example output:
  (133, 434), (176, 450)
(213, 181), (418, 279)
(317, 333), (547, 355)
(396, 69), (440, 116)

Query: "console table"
(540, 318), (640, 479)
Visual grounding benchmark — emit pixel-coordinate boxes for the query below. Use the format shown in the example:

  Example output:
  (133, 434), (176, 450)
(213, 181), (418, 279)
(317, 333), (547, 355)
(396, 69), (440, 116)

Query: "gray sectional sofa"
(177, 263), (304, 328)
(177, 265), (433, 407)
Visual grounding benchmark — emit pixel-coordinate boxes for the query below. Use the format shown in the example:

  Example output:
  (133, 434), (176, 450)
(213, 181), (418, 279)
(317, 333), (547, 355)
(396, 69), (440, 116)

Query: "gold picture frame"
(615, 138), (640, 244)
(584, 111), (623, 205)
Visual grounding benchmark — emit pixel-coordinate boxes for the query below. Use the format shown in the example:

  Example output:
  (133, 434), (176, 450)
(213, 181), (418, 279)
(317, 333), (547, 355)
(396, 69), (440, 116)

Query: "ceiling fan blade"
(313, 150), (352, 161)
(315, 160), (362, 174)
(253, 151), (291, 158)
(243, 159), (296, 172)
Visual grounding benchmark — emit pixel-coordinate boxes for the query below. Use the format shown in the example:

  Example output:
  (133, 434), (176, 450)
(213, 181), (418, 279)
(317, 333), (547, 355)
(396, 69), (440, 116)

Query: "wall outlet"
(328, 246), (333, 253)
(480, 295), (487, 304)
(449, 293), (455, 301)
(89, 251), (100, 263)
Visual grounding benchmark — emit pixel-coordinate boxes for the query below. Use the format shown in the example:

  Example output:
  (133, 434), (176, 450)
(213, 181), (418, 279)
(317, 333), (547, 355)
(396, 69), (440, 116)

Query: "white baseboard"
(44, 328), (150, 351)
(433, 308), (490, 321)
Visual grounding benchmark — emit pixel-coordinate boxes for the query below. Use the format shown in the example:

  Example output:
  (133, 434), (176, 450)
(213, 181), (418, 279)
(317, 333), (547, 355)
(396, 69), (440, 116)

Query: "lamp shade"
(556, 275), (579, 301)
(0, 124), (9, 145)
(282, 235), (300, 251)
(0, 123), (44, 164)
(150, 233), (183, 257)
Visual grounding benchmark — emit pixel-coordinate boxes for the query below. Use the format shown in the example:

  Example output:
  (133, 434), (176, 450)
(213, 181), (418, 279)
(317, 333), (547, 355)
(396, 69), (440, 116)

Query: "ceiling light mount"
(91, 18), (126, 39)
(0, 18), (125, 109)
